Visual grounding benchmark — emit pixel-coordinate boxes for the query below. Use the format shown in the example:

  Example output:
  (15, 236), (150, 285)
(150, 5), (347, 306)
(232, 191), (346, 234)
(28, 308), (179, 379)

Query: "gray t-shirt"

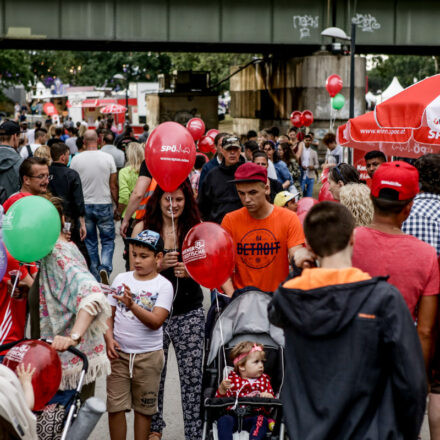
(100, 144), (125, 169)
(65, 137), (78, 155)
(70, 150), (116, 204)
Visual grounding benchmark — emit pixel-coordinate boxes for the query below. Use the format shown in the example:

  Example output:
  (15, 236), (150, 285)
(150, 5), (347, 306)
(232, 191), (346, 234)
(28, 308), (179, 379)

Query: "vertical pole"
(348, 21), (356, 164)
(125, 80), (129, 121)
(349, 22), (356, 119)
(125, 88), (128, 110)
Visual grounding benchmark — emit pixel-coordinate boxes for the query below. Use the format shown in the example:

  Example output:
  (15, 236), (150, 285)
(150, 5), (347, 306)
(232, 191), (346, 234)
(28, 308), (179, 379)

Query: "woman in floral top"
(39, 197), (110, 394)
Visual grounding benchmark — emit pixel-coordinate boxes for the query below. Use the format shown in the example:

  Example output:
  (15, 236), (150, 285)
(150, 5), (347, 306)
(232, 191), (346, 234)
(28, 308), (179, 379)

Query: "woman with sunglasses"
(262, 140), (293, 189)
(328, 163), (362, 200)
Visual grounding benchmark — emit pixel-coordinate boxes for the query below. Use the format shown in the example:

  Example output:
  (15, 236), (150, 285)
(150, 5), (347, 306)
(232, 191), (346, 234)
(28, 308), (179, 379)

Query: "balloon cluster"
(326, 74), (345, 111)
(290, 110), (314, 128)
(186, 118), (218, 154)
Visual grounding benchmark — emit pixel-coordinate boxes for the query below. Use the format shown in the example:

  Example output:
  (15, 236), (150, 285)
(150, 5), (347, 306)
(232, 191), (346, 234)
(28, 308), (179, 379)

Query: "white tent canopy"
(376, 76), (404, 104)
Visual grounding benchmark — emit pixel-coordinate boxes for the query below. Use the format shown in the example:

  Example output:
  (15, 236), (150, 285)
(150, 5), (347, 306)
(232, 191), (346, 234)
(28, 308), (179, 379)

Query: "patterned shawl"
(39, 239), (111, 390)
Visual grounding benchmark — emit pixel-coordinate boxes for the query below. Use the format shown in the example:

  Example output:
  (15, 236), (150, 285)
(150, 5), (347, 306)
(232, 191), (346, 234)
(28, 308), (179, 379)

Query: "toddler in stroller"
(202, 287), (287, 440)
(216, 341), (274, 440)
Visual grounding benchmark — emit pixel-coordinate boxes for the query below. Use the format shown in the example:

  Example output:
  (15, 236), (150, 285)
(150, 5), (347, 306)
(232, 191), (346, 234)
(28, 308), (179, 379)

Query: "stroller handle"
(66, 345), (88, 373)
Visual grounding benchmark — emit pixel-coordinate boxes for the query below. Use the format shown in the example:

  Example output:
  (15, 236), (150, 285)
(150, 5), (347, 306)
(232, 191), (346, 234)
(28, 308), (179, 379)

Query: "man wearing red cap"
(221, 162), (305, 296)
(351, 161), (439, 369)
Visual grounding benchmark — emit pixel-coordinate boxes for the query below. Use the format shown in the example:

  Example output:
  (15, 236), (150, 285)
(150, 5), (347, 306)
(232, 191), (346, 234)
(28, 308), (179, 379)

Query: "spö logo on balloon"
(182, 240), (207, 263)
(161, 144), (191, 154)
(1, 212), (13, 230)
(6, 344), (30, 363)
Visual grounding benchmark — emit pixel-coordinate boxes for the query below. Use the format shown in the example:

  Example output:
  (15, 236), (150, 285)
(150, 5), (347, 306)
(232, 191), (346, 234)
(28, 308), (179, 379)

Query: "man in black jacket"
(269, 202), (426, 440)
(48, 142), (89, 264)
(198, 135), (245, 224)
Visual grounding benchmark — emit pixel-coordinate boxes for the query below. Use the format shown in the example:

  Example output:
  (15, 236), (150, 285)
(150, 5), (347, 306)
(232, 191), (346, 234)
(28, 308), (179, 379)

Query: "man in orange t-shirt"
(221, 163), (304, 295)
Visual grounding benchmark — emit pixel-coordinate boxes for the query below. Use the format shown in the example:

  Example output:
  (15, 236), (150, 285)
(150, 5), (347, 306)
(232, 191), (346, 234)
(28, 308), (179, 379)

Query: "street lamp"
(113, 73), (128, 115)
(321, 23), (357, 120)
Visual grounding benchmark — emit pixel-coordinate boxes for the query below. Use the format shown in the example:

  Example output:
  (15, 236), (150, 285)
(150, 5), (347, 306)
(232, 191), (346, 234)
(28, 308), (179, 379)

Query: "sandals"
(148, 433), (162, 440)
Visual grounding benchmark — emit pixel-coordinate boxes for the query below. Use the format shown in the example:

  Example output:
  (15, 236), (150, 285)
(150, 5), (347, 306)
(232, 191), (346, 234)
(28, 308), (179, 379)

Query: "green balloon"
(331, 93), (345, 110)
(3, 196), (61, 263)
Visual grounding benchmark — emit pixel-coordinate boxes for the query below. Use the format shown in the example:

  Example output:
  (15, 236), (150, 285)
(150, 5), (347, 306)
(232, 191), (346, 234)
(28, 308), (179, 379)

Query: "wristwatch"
(70, 333), (81, 345)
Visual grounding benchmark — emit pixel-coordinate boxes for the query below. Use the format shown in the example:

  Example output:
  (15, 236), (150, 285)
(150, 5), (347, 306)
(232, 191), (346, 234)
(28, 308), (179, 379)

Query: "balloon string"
(164, 195), (179, 341)
(215, 290), (229, 380)
(169, 196), (177, 252)
(10, 263), (22, 298)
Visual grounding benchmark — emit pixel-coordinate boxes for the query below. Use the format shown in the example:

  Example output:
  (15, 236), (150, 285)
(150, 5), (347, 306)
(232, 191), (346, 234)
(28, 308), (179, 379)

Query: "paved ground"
(85, 224), (430, 439)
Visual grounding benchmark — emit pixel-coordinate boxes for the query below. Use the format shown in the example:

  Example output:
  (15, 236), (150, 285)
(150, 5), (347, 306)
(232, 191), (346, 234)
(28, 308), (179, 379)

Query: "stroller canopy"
(207, 289), (284, 365)
(0, 364), (37, 440)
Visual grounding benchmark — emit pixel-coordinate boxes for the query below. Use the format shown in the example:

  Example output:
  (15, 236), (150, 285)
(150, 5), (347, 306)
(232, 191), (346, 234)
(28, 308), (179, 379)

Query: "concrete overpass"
(1, 0), (440, 55)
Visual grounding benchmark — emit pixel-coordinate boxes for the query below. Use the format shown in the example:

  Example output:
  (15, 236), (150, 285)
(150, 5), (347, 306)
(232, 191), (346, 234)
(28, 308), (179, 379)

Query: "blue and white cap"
(127, 229), (164, 252)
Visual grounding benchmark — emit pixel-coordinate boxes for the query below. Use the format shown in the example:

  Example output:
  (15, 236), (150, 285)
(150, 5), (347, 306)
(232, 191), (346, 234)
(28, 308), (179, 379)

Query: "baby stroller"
(0, 338), (101, 440)
(202, 287), (287, 440)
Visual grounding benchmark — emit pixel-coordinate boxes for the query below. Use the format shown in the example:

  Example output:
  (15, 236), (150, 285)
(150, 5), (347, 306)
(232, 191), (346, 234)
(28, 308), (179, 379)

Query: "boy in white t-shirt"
(105, 229), (173, 439)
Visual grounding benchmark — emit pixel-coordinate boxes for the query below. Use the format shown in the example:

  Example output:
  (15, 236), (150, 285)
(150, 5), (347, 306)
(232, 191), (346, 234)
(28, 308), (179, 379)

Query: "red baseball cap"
(231, 162), (267, 184)
(371, 161), (419, 201)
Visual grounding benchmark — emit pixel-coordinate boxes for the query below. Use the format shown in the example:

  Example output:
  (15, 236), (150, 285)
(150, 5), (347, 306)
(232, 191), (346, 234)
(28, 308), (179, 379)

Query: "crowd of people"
(0, 115), (438, 440)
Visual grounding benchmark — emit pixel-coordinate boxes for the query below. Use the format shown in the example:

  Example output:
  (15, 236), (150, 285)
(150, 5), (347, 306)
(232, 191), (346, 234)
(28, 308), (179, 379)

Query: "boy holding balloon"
(105, 230), (173, 439)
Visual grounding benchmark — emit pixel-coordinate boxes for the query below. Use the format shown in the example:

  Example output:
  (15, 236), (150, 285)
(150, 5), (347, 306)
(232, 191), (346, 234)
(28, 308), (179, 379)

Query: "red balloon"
(297, 211), (307, 225)
(301, 110), (314, 127)
(3, 340), (62, 411)
(206, 129), (219, 140)
(326, 74), (343, 98)
(182, 222), (235, 289)
(290, 111), (302, 128)
(145, 122), (196, 192)
(318, 181), (336, 202)
(198, 135), (216, 153)
(186, 118), (205, 141)
(296, 197), (318, 216)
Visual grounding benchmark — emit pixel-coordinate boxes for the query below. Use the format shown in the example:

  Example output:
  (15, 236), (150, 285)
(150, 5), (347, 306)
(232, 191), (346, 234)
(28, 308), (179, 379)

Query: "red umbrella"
(337, 111), (440, 158)
(100, 104), (126, 114)
(375, 74), (440, 131)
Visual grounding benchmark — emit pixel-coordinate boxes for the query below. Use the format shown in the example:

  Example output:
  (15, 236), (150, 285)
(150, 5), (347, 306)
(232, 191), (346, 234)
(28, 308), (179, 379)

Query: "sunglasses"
(333, 165), (345, 184)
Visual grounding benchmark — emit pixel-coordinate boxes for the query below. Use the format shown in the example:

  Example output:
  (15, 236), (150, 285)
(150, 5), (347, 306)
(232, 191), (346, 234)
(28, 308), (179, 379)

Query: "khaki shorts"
(107, 349), (164, 415)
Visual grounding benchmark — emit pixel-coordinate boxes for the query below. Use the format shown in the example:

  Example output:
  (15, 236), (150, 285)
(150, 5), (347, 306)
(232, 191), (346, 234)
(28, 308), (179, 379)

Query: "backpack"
(26, 145), (33, 158)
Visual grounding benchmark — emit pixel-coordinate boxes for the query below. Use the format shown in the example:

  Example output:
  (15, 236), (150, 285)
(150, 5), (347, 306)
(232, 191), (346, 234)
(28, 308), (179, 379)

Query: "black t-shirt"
(139, 161), (152, 178)
(269, 178), (283, 203)
(161, 250), (204, 316)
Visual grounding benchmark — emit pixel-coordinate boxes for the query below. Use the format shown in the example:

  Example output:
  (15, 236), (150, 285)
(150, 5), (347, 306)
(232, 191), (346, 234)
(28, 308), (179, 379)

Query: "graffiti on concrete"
(352, 13), (381, 32)
(292, 15), (319, 39)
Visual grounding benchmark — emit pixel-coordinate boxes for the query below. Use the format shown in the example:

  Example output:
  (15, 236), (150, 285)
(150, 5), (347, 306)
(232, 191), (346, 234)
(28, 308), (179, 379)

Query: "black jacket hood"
(273, 277), (384, 337)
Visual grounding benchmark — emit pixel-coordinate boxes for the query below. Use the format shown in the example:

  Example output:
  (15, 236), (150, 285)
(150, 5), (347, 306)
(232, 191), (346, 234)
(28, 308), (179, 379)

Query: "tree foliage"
(28, 51), (172, 87)
(0, 50), (34, 89)
(0, 49), (255, 94)
(368, 55), (438, 92)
